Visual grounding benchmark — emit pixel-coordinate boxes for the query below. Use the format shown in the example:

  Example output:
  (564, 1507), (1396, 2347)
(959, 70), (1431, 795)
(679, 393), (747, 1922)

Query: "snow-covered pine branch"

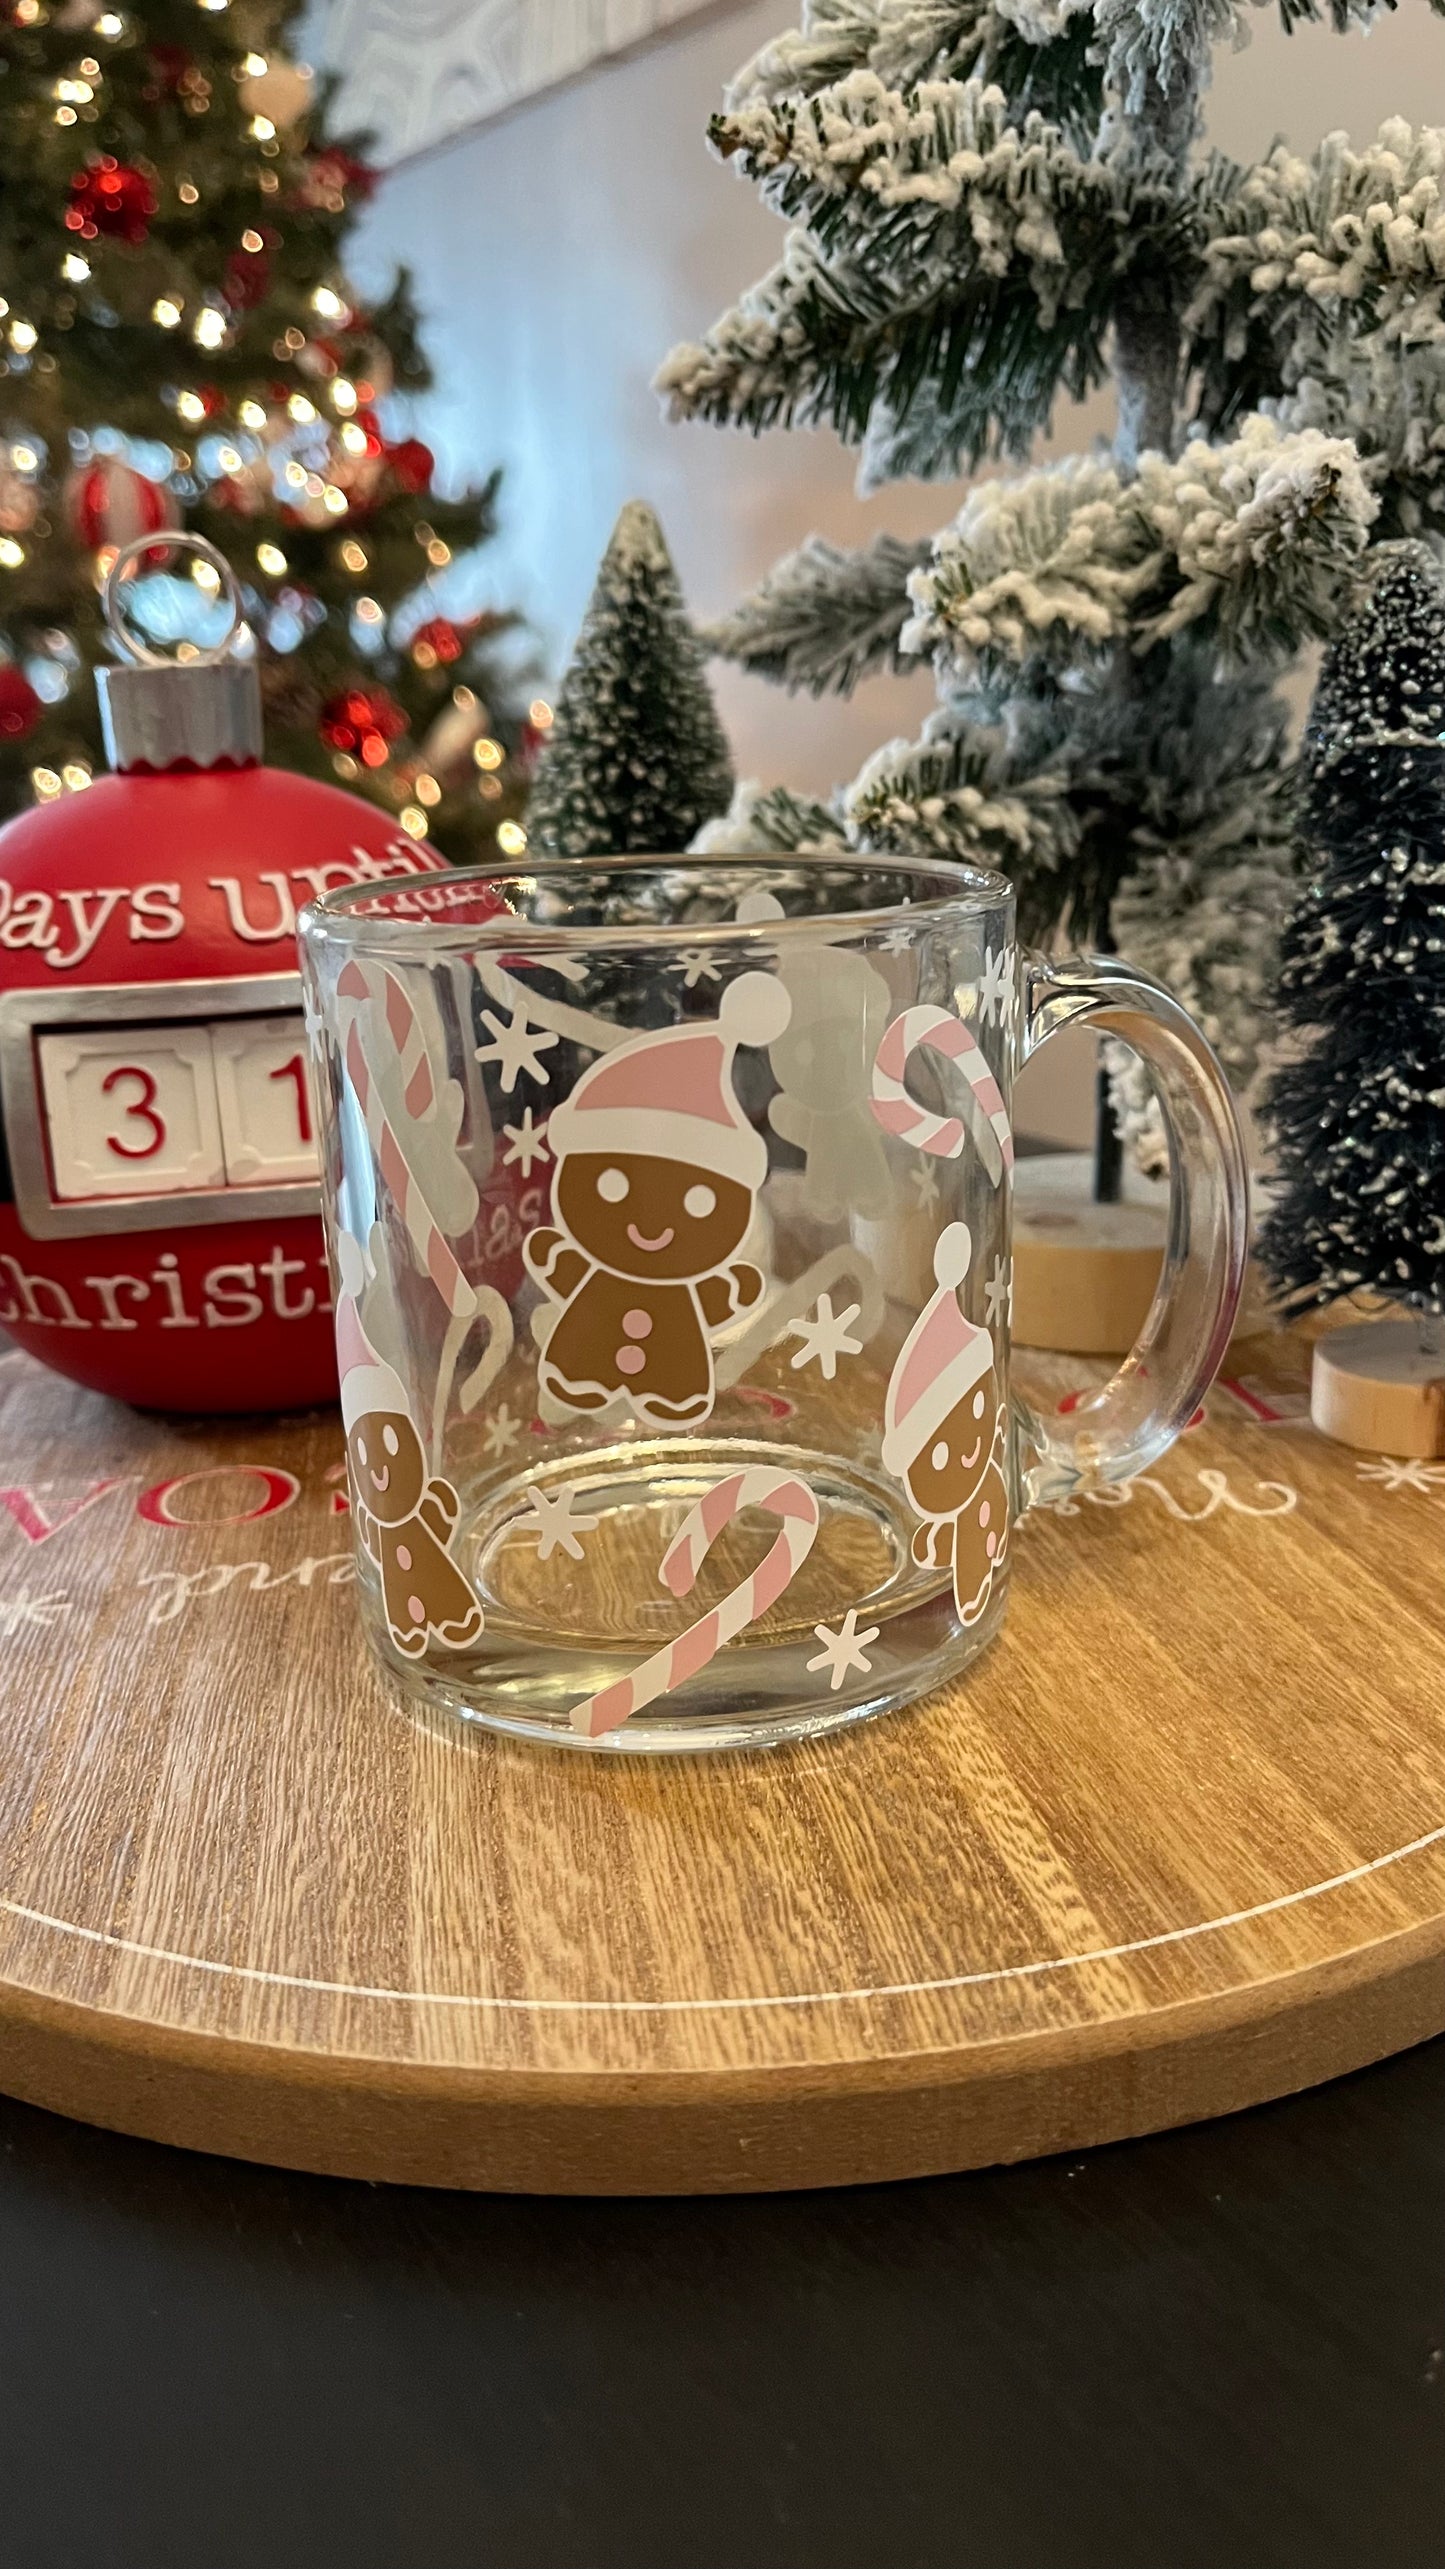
(726, 0), (987, 106)
(657, 79), (1178, 466)
(695, 711), (1074, 929)
(703, 530), (931, 692)
(692, 780), (846, 853)
(905, 414), (1378, 677)
(1092, 0), (1234, 121)
(727, 0), (1102, 139)
(1190, 120), (1445, 420)
(1268, 350), (1445, 540)
(843, 709), (1077, 929)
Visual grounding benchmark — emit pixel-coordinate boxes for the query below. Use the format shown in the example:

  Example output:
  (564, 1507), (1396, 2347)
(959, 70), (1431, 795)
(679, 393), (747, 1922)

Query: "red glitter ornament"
(294, 148), (377, 214)
(224, 225), (276, 312)
(386, 438), (434, 496)
(318, 685), (409, 767)
(142, 43), (189, 99)
(65, 158), (158, 247)
(411, 616), (464, 666)
(0, 665), (42, 741)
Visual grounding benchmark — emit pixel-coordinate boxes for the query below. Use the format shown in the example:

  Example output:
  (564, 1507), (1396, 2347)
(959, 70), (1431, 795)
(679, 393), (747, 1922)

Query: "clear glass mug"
(299, 856), (1247, 1753)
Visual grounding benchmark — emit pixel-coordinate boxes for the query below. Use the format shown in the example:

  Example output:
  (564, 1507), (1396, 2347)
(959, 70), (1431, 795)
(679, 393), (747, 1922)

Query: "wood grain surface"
(0, 1332), (1442, 2194)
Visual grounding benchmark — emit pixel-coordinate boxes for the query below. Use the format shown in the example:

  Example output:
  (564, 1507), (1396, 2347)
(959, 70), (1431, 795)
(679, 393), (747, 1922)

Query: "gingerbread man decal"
(338, 1295), (485, 1661)
(524, 972), (789, 1429)
(882, 1224), (1009, 1628)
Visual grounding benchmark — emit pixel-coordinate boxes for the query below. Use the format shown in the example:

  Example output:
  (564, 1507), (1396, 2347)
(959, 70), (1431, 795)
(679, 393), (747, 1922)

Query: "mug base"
(354, 1437), (1008, 1753)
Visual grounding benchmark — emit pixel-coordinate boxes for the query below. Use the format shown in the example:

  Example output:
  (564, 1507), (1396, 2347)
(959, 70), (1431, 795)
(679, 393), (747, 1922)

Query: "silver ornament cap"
(95, 530), (263, 773)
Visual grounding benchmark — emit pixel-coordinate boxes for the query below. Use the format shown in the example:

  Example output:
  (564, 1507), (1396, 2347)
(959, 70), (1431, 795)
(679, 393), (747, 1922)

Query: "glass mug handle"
(1013, 954), (1250, 1506)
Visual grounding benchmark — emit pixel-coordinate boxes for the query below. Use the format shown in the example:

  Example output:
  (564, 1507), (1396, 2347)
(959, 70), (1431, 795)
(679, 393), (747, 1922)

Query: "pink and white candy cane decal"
(338, 960), (475, 1320)
(571, 1466), (820, 1739)
(870, 1004), (1013, 1187)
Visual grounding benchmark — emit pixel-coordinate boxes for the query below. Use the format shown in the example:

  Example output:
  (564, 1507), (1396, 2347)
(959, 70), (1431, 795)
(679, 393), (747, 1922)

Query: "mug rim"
(300, 849), (1015, 955)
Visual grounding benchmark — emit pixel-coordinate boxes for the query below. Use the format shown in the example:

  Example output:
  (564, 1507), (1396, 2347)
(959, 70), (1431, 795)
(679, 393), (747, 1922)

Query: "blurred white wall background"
(310, 1), (1436, 1136)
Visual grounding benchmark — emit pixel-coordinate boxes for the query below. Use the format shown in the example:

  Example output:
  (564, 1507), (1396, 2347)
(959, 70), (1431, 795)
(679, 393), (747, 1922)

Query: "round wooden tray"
(0, 1335), (1442, 2194)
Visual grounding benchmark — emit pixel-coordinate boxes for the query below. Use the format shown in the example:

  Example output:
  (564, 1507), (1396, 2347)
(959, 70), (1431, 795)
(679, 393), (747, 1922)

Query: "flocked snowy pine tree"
(657, 0), (1445, 1162)
(528, 500), (734, 856)
(1258, 544), (1445, 1320)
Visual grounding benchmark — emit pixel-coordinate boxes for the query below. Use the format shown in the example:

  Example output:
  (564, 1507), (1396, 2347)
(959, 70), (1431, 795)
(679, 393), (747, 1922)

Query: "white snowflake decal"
(670, 947), (720, 988)
(984, 1253), (1013, 1330)
(525, 1482), (601, 1562)
(910, 1159), (940, 1211)
(1356, 1456), (1445, 1494)
(787, 1292), (864, 1381)
(978, 945), (1012, 1029)
(806, 1608), (881, 1692)
(483, 1404), (523, 1458)
(502, 1108), (551, 1175)
(476, 1005), (559, 1093)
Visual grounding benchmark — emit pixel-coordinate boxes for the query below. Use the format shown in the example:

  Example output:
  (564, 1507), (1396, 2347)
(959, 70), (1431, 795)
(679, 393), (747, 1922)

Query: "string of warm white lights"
(0, 0), (533, 855)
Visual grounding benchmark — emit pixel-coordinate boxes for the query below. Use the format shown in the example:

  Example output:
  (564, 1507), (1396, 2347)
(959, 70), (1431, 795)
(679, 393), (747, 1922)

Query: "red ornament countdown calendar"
(0, 536), (450, 1413)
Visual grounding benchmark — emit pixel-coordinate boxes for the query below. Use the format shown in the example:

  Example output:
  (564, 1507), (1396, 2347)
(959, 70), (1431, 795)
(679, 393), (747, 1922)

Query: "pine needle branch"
(703, 530), (932, 691)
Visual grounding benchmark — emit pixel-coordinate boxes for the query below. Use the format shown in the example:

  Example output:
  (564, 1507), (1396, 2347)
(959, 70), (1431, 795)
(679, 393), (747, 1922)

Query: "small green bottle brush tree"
(528, 500), (734, 857)
(658, 0), (1445, 1185)
(1260, 543), (1445, 1328)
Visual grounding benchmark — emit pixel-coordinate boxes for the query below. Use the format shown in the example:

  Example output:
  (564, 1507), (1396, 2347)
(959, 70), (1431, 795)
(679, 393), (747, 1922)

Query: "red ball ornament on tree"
(65, 157), (158, 246)
(0, 665), (42, 741)
(223, 226), (275, 313)
(295, 147), (377, 214)
(319, 684), (408, 768)
(386, 438), (434, 496)
(66, 455), (177, 555)
(0, 536), (461, 1415)
(411, 617), (464, 667)
(142, 43), (190, 101)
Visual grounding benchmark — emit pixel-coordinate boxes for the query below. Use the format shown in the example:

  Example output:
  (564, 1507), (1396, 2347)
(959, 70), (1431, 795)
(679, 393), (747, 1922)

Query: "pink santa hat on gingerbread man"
(882, 1223), (996, 1480)
(546, 971), (789, 1191)
(336, 1287), (410, 1435)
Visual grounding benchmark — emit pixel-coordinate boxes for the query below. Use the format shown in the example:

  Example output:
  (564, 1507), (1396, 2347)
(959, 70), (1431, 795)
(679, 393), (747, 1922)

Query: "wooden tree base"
(0, 1337), (1444, 2192)
(1311, 1318), (1445, 1458)
(1012, 1151), (1166, 1354)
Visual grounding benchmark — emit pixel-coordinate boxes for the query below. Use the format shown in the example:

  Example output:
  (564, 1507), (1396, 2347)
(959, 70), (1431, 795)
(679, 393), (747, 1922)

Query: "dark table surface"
(1, 2036), (1441, 2569)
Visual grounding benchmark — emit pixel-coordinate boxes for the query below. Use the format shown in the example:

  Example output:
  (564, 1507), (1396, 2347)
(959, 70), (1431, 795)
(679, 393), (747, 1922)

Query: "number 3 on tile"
(100, 1063), (167, 1162)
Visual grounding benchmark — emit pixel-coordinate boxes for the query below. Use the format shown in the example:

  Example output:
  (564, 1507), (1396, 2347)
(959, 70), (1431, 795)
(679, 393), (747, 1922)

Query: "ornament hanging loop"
(102, 529), (246, 671)
(95, 531), (262, 774)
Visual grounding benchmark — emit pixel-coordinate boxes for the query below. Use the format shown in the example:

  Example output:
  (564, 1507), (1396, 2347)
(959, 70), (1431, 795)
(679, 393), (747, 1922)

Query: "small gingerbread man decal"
(882, 1224), (1010, 1629)
(524, 972), (789, 1429)
(338, 1296), (484, 1661)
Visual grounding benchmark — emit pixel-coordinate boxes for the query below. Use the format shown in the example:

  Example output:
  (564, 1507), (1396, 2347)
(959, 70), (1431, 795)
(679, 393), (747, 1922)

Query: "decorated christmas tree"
(658, 0), (1445, 1168)
(1259, 544), (1445, 1320)
(0, 0), (529, 859)
(529, 501), (734, 857)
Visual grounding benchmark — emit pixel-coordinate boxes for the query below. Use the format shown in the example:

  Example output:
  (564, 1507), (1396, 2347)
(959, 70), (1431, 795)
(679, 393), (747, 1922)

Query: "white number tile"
(211, 1015), (319, 1185)
(38, 1027), (226, 1203)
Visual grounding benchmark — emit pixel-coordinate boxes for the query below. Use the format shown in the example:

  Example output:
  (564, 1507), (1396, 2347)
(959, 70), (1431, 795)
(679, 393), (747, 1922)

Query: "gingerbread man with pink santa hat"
(882, 1223), (1010, 1628)
(525, 972), (790, 1429)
